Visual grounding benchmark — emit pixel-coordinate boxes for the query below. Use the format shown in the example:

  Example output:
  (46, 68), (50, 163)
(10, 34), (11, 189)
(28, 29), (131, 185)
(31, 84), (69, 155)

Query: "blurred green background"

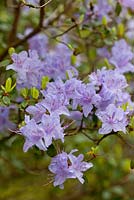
(0, 1), (134, 200)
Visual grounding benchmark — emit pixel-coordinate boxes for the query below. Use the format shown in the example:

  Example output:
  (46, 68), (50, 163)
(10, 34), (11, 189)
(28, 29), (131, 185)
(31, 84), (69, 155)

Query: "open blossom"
(89, 68), (128, 110)
(40, 113), (64, 147)
(45, 79), (65, 96)
(68, 150), (93, 184)
(41, 94), (69, 116)
(65, 78), (82, 100)
(89, 68), (128, 90)
(28, 33), (49, 58)
(109, 39), (134, 73)
(126, 19), (134, 39)
(26, 102), (46, 123)
(96, 104), (128, 134)
(20, 118), (46, 152)
(49, 152), (75, 189)
(73, 83), (101, 117)
(94, 0), (112, 21)
(6, 50), (44, 88)
(0, 106), (15, 132)
(119, 0), (134, 10)
(43, 52), (78, 80)
(20, 113), (64, 151)
(97, 47), (111, 59)
(49, 150), (93, 189)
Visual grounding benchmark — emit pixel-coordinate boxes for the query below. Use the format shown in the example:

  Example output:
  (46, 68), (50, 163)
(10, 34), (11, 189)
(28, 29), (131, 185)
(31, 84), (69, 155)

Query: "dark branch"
(52, 24), (77, 38)
(8, 1), (21, 45)
(96, 131), (116, 145)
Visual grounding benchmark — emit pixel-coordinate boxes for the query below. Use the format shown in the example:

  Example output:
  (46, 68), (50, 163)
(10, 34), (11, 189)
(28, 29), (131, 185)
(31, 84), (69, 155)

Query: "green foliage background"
(0, 0), (134, 199)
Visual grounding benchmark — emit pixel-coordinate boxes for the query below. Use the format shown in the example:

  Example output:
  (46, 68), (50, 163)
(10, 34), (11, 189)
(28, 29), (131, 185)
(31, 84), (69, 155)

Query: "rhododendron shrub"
(0, 0), (134, 197)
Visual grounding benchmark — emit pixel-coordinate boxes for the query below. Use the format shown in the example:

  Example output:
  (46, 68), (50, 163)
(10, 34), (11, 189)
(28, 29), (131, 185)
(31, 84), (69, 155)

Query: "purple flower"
(119, 0), (134, 10)
(43, 52), (78, 80)
(94, 0), (112, 21)
(68, 111), (83, 126)
(97, 47), (111, 59)
(48, 152), (75, 189)
(97, 87), (115, 111)
(26, 102), (46, 123)
(41, 94), (69, 116)
(73, 83), (101, 117)
(65, 78), (82, 100)
(109, 39), (134, 73)
(49, 150), (93, 189)
(28, 33), (49, 58)
(40, 113), (64, 147)
(7, 50), (44, 88)
(41, 79), (70, 116)
(26, 0), (39, 4)
(20, 118), (46, 152)
(89, 68), (128, 92)
(0, 106), (15, 132)
(126, 20), (134, 39)
(44, 79), (66, 97)
(96, 104), (128, 134)
(68, 150), (93, 184)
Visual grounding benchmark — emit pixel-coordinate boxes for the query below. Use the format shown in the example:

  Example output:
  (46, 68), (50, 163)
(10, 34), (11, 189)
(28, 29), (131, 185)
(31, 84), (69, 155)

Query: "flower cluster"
(7, 36), (78, 87)
(109, 39), (134, 73)
(98, 39), (134, 73)
(119, 0), (134, 10)
(49, 150), (93, 189)
(3, 0), (134, 190)
(7, 50), (44, 89)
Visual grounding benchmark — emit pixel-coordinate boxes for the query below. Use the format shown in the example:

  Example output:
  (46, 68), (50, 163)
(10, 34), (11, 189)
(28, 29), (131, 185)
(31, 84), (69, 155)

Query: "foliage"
(0, 0), (134, 199)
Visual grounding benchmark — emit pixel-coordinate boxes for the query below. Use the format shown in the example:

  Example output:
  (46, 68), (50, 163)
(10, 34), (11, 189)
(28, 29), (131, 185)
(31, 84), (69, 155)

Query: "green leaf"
(2, 96), (10, 105)
(130, 160), (134, 169)
(5, 77), (12, 93)
(1, 85), (5, 92)
(0, 59), (10, 68)
(8, 47), (15, 56)
(117, 23), (124, 37)
(102, 16), (107, 26)
(41, 76), (49, 90)
(21, 101), (28, 109)
(71, 55), (76, 65)
(31, 87), (39, 99)
(83, 175), (88, 184)
(46, 144), (57, 157)
(115, 2), (122, 16)
(20, 88), (29, 98)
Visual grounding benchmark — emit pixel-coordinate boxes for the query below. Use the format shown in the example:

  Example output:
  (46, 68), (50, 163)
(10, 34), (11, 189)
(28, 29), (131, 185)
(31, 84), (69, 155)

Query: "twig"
(0, 28), (40, 61)
(7, 0), (53, 9)
(82, 131), (97, 142)
(52, 24), (77, 38)
(22, 0), (53, 9)
(0, 0), (46, 61)
(8, 1), (21, 45)
(39, 0), (45, 28)
(116, 133), (134, 149)
(96, 132), (116, 145)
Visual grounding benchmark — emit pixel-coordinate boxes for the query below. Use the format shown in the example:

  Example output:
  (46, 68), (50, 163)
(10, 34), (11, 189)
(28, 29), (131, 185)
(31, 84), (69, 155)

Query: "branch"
(0, 28), (40, 61)
(22, 0), (52, 9)
(0, 0), (46, 61)
(96, 131), (116, 145)
(116, 133), (134, 149)
(96, 131), (134, 149)
(82, 131), (97, 142)
(39, 0), (46, 28)
(7, 0), (53, 9)
(8, 1), (21, 45)
(52, 24), (77, 38)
